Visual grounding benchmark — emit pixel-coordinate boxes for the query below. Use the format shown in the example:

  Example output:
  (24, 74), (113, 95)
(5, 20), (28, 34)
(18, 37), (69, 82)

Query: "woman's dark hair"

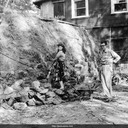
(101, 40), (108, 46)
(57, 43), (66, 53)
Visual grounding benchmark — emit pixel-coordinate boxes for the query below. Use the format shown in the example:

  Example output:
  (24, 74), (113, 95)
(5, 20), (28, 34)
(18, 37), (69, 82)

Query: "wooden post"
(109, 27), (112, 49)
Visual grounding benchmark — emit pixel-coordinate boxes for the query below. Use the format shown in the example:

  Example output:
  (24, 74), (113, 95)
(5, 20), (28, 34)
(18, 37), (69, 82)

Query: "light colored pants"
(100, 65), (113, 98)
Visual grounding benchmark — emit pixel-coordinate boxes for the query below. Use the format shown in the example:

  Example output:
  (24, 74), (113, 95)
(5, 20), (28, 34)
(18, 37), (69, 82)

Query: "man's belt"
(101, 64), (110, 65)
(100, 62), (111, 65)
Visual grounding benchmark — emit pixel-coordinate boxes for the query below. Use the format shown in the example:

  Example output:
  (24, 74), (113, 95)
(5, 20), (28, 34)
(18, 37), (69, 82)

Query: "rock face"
(0, 9), (100, 107)
(0, 9), (98, 78)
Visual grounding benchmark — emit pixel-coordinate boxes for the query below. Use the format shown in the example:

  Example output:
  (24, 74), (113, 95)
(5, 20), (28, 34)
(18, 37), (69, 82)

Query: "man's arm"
(111, 50), (121, 63)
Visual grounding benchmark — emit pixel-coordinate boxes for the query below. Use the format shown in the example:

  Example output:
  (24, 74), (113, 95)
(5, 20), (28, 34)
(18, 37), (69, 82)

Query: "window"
(71, 0), (89, 18)
(52, 0), (65, 20)
(111, 0), (128, 14)
(111, 26), (128, 63)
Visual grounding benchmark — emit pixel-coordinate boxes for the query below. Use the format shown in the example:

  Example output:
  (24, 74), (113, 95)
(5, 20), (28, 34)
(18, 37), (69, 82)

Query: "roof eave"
(33, 0), (52, 8)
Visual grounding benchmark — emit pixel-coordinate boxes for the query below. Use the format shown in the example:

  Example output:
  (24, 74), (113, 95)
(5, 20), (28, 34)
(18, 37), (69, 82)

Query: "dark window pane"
(112, 39), (124, 51)
(115, 3), (127, 11)
(111, 27), (128, 38)
(54, 2), (64, 17)
(76, 8), (86, 16)
(75, 0), (85, 8)
(112, 38), (128, 63)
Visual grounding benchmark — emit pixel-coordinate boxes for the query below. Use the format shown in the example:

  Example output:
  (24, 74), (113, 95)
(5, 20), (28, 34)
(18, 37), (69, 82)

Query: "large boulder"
(0, 9), (98, 79)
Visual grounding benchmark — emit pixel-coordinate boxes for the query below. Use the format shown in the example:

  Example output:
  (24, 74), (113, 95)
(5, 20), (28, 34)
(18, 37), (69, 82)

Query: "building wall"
(39, 0), (128, 28)
(40, 1), (54, 19)
(39, 0), (128, 63)
(66, 0), (128, 28)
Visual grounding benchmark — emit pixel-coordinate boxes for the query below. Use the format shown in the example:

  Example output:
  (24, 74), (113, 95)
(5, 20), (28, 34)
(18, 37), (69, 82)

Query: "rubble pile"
(0, 69), (101, 110)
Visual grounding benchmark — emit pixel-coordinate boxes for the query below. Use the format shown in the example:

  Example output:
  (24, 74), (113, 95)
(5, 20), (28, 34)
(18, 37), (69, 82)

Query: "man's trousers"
(100, 65), (113, 98)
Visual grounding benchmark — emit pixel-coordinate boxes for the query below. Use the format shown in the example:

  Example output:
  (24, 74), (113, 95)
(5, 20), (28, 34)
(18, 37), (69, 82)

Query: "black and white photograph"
(0, 0), (128, 126)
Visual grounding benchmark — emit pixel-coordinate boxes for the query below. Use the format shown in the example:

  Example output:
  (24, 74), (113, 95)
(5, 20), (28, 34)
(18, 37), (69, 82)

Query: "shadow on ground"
(0, 84), (128, 124)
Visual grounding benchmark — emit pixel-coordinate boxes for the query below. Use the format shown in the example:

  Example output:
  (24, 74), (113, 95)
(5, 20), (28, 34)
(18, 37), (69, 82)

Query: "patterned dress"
(55, 51), (65, 81)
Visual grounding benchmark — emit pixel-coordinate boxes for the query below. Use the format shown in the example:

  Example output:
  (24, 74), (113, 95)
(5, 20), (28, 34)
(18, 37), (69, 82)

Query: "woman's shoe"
(60, 88), (64, 90)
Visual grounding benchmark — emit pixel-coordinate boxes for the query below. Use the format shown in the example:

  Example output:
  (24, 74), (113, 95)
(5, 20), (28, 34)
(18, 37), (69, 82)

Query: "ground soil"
(0, 83), (128, 124)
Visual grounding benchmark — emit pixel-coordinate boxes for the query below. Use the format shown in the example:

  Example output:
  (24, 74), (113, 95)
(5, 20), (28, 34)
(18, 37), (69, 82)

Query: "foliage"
(0, 0), (36, 12)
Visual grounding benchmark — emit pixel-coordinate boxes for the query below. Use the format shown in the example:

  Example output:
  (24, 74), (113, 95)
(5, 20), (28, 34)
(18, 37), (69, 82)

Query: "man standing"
(98, 40), (121, 100)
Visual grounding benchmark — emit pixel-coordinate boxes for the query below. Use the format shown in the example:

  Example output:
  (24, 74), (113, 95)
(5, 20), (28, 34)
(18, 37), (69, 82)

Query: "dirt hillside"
(0, 9), (98, 77)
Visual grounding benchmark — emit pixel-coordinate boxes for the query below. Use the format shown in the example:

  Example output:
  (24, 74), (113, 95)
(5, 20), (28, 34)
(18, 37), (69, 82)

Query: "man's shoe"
(104, 97), (117, 102)
(60, 87), (64, 90)
(109, 97), (117, 102)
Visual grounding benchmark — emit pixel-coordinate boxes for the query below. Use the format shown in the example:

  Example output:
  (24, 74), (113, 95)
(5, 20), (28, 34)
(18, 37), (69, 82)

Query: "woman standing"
(55, 43), (66, 90)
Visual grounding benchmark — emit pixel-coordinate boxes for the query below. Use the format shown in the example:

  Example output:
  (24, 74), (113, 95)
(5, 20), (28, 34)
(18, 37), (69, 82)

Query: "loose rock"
(4, 86), (14, 95)
(11, 80), (24, 91)
(32, 81), (40, 88)
(54, 89), (64, 96)
(32, 81), (43, 93)
(43, 83), (51, 88)
(27, 98), (36, 106)
(46, 91), (56, 98)
(13, 102), (27, 110)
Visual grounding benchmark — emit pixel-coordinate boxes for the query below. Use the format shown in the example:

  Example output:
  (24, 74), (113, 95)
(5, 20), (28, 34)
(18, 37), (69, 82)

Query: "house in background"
(33, 0), (66, 20)
(33, 0), (128, 64)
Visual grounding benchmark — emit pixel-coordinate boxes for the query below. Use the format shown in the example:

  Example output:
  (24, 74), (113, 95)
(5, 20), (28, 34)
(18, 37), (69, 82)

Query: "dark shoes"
(103, 96), (117, 102)
(93, 93), (117, 103)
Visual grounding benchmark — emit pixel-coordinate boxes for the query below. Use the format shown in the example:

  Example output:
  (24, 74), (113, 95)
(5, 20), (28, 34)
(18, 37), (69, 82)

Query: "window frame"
(71, 0), (89, 19)
(52, 0), (65, 19)
(111, 0), (128, 14)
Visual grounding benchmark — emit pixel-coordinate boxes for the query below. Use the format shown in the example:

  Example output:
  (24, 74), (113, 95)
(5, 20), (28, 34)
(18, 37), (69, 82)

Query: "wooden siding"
(64, 0), (128, 28)
(40, 1), (54, 19)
